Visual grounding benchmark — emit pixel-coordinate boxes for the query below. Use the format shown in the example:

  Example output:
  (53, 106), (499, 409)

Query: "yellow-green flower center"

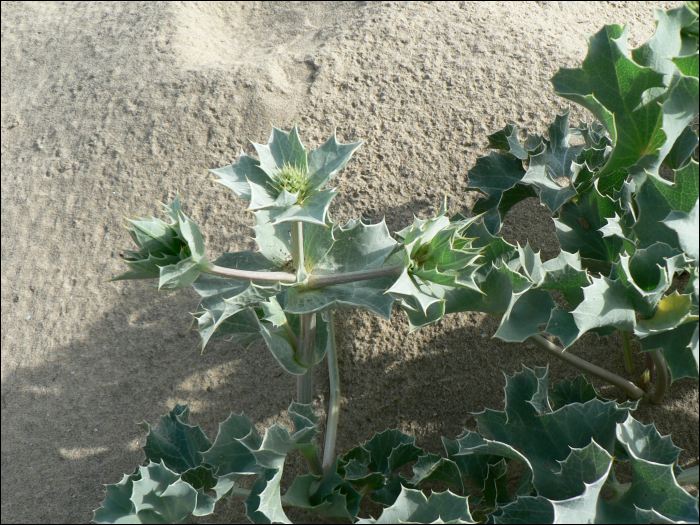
(271, 163), (311, 202)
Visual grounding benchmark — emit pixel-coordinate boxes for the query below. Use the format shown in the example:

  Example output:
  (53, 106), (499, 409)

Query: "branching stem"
(323, 312), (340, 471)
(204, 263), (404, 288)
(529, 334), (644, 399)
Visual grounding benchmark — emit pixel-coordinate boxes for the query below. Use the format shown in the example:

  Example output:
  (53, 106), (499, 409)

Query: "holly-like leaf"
(451, 366), (635, 500)
(466, 151), (527, 197)
(494, 288), (555, 343)
(551, 19), (691, 180)
(307, 132), (363, 190)
(137, 404), (213, 477)
(634, 159), (699, 251)
(664, 124), (699, 170)
(472, 183), (539, 235)
(243, 403), (320, 523)
(554, 187), (626, 270)
(94, 461), (201, 524)
(636, 291), (699, 380)
(285, 470), (361, 522)
(663, 199), (699, 262)
(548, 376), (602, 411)
(571, 275), (636, 335)
(409, 454), (464, 492)
(191, 251), (286, 349)
(357, 487), (475, 524)
(595, 415), (699, 524)
(520, 110), (583, 212)
(158, 257), (208, 291)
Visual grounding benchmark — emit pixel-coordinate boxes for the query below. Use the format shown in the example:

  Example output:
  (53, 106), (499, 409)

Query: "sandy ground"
(1, 2), (697, 523)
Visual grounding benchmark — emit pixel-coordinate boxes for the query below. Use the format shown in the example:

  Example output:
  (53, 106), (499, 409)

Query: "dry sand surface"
(1, 1), (698, 523)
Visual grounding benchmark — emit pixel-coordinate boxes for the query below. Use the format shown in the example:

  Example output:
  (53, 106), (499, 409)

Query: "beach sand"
(1, 2), (697, 523)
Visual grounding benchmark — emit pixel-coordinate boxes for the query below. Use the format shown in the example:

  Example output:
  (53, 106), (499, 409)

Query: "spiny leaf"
(285, 460), (362, 521)
(137, 404), (213, 477)
(596, 415), (699, 523)
(520, 109), (583, 212)
(663, 199), (699, 262)
(636, 292), (699, 380)
(94, 461), (201, 524)
(494, 288), (555, 343)
(409, 454), (464, 492)
(457, 366), (635, 500)
(634, 159), (699, 251)
(571, 275), (636, 335)
(356, 487), (475, 524)
(191, 251), (285, 349)
(551, 24), (666, 179)
(307, 132), (363, 190)
(554, 186), (626, 270)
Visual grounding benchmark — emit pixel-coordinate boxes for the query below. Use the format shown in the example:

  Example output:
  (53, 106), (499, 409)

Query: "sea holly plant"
(94, 367), (699, 523)
(463, 1), (699, 403)
(112, 124), (515, 472)
(101, 3), (700, 523)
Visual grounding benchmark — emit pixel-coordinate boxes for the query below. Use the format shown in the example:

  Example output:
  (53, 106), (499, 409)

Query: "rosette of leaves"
(209, 125), (362, 226)
(388, 200), (485, 330)
(95, 367), (698, 524)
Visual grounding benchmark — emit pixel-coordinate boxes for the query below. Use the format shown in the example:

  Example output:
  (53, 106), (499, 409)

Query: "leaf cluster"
(465, 3), (700, 381)
(94, 367), (698, 524)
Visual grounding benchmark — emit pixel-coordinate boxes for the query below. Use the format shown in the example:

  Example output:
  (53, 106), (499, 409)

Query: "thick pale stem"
(306, 264), (404, 289)
(297, 313), (316, 404)
(621, 331), (634, 375)
(290, 221), (322, 474)
(204, 263), (404, 288)
(323, 313), (340, 471)
(291, 221), (315, 405)
(291, 221), (305, 279)
(529, 334), (644, 399)
(204, 264), (296, 283)
(649, 349), (669, 405)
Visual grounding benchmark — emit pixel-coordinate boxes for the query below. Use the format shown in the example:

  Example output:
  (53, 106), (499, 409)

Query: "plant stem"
(621, 331), (634, 375)
(323, 312), (340, 471)
(529, 334), (644, 399)
(204, 264), (296, 283)
(204, 263), (404, 288)
(297, 313), (316, 404)
(306, 264), (404, 288)
(291, 222), (305, 280)
(649, 349), (669, 405)
(290, 221), (322, 474)
(291, 222), (315, 406)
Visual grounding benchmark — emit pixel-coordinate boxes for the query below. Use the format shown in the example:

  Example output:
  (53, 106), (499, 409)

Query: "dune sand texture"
(1, 2), (697, 523)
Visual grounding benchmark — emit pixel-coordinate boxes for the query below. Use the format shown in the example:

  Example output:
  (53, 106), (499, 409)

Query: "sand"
(1, 2), (697, 523)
